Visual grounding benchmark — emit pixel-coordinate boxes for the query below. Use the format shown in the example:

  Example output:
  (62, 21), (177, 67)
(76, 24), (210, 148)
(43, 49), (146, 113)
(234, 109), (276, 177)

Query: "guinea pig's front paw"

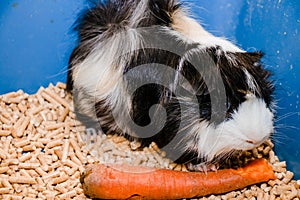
(187, 162), (219, 173)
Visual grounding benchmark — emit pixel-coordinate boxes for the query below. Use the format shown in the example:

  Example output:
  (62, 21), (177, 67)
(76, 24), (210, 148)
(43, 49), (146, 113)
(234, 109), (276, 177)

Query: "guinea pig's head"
(184, 48), (275, 163)
(212, 92), (274, 157)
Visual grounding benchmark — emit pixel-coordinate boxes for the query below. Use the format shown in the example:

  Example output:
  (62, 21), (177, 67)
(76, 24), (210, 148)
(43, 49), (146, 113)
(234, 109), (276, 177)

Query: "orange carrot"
(80, 158), (275, 199)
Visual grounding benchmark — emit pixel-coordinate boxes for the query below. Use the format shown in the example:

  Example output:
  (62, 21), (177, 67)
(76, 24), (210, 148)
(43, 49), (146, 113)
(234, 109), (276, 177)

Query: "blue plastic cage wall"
(0, 0), (299, 178)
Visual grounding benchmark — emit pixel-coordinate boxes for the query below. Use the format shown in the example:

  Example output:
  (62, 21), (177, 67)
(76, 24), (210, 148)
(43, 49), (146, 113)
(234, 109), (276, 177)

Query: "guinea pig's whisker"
(46, 66), (70, 79)
(269, 131), (290, 145)
(275, 124), (298, 130)
(275, 112), (298, 122)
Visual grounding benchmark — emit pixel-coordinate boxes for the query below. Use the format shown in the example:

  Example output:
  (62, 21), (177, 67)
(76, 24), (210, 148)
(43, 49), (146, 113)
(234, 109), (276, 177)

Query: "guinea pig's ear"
(234, 51), (269, 78)
(241, 51), (271, 79)
(238, 51), (264, 68)
(236, 51), (274, 105)
(248, 51), (264, 63)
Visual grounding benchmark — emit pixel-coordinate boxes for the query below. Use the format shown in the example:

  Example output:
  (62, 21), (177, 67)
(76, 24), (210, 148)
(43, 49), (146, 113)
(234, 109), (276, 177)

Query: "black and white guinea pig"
(66, 0), (275, 170)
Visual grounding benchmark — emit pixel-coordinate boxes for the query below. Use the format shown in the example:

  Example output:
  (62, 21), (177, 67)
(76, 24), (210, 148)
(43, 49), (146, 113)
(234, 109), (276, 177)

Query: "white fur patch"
(72, 28), (143, 126)
(74, 29), (141, 91)
(129, 0), (150, 27)
(172, 10), (244, 52)
(186, 95), (274, 162)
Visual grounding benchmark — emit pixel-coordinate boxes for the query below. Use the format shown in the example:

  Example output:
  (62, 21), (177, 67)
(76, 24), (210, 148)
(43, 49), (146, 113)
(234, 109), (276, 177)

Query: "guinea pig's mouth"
(245, 135), (269, 146)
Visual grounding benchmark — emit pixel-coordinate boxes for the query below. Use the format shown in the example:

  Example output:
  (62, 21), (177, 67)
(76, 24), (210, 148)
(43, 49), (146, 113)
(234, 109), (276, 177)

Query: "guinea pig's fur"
(67, 0), (275, 170)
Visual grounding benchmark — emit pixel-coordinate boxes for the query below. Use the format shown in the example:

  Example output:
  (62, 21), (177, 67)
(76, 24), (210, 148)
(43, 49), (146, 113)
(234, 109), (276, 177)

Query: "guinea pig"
(66, 0), (275, 171)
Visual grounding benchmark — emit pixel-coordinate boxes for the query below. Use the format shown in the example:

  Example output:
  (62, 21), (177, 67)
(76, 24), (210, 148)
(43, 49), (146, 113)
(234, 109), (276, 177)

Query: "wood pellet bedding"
(0, 82), (299, 200)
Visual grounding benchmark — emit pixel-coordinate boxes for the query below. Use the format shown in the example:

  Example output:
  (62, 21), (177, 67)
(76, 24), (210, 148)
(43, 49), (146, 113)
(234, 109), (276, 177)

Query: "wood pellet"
(0, 82), (300, 199)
